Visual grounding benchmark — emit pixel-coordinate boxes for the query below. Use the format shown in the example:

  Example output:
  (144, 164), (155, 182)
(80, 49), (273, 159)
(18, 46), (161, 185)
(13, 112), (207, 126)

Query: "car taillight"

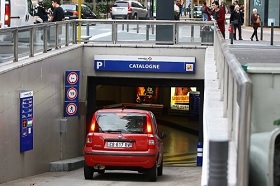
(5, 2), (10, 26)
(73, 11), (78, 16)
(147, 122), (153, 134)
(86, 132), (93, 147)
(89, 114), (97, 132)
(128, 5), (132, 12)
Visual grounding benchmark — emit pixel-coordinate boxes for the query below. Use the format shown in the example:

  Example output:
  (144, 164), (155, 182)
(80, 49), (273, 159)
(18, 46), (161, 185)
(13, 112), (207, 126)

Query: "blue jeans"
(202, 13), (208, 21)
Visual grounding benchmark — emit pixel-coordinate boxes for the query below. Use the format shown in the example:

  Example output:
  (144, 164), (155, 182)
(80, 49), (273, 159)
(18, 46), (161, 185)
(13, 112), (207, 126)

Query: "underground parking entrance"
(85, 76), (204, 166)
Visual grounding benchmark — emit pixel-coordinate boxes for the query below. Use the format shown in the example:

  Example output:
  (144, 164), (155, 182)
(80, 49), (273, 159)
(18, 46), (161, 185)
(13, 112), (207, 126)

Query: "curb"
(49, 156), (84, 172)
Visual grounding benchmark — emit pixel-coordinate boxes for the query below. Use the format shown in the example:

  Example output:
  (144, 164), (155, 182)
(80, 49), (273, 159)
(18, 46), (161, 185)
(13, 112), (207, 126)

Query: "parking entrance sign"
(64, 71), (80, 117)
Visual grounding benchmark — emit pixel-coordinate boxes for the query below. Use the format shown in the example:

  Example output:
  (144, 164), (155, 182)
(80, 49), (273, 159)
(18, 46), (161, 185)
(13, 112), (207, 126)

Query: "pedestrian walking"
(230, 5), (243, 40)
(34, 0), (48, 23)
(49, 0), (65, 22)
(174, 0), (180, 20)
(201, 2), (210, 21)
(220, 1), (226, 15)
(250, 8), (261, 41)
(211, 1), (225, 38)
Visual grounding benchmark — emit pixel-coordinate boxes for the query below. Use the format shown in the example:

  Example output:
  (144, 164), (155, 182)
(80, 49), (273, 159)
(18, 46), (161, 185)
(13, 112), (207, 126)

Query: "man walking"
(49, 0), (64, 22)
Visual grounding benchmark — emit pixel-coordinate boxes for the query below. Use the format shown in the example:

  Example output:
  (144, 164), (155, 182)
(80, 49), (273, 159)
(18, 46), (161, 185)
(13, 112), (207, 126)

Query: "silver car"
(110, 0), (148, 19)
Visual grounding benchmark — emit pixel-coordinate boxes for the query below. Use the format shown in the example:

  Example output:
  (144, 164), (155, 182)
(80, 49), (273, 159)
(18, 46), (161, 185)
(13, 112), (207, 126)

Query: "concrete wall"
(0, 45), (85, 183)
(82, 44), (206, 80)
(247, 63), (280, 134)
(0, 44), (206, 183)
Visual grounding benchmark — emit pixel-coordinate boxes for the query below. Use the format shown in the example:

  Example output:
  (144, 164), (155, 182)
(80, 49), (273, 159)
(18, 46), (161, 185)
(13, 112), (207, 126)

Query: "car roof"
(96, 108), (151, 115)
(61, 4), (87, 7)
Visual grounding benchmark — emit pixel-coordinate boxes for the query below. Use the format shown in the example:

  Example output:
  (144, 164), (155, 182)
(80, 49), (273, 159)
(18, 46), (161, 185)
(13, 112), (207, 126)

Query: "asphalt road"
(1, 166), (202, 186)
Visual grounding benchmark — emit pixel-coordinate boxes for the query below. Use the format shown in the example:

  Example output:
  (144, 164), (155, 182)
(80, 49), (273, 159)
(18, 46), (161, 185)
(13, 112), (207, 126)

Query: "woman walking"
(229, 5), (243, 40)
(250, 8), (261, 41)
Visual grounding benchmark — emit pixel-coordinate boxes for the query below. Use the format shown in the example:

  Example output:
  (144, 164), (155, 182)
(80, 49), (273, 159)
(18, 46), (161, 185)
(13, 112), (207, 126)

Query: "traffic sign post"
(64, 71), (80, 117)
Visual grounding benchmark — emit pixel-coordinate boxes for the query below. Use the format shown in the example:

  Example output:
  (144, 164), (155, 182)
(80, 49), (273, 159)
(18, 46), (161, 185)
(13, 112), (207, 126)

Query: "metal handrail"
(213, 25), (252, 186)
(0, 19), (214, 63)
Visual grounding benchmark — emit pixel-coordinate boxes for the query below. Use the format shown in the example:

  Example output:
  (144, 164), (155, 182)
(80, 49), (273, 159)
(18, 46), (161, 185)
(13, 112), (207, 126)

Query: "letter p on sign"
(96, 61), (103, 69)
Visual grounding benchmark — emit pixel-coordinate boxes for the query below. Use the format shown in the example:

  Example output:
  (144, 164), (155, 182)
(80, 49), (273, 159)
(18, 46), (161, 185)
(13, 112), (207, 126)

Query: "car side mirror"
(159, 131), (167, 139)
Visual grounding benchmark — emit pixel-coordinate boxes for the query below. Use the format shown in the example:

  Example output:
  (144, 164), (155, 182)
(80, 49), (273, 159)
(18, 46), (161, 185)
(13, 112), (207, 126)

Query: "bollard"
(271, 22), (274, 46)
(260, 22), (263, 40)
(230, 22), (233, 45)
(86, 23), (90, 36)
(208, 140), (228, 186)
(197, 142), (203, 166)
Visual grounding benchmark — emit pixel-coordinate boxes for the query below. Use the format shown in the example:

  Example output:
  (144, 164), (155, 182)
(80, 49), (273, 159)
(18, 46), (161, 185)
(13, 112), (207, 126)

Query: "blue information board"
(94, 55), (196, 73)
(64, 70), (80, 117)
(19, 91), (34, 152)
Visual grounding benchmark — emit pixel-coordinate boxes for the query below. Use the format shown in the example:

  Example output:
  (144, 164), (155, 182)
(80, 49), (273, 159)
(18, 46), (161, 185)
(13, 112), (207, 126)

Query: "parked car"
(190, 5), (202, 18)
(1, 0), (35, 28)
(84, 108), (166, 181)
(110, 0), (148, 19)
(60, 4), (96, 20)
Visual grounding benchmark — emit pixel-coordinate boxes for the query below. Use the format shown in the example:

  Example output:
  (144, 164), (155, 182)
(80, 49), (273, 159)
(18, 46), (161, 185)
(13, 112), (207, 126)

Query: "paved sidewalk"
(225, 25), (280, 45)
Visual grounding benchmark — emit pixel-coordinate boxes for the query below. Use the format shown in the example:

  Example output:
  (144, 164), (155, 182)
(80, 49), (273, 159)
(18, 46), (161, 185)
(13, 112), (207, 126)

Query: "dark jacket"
(230, 10), (243, 25)
(251, 13), (261, 28)
(213, 8), (225, 32)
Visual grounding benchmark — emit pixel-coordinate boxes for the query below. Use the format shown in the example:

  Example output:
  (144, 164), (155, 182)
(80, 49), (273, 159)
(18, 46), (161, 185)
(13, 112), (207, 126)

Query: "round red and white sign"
(67, 87), (78, 100)
(66, 103), (77, 115)
(67, 72), (78, 85)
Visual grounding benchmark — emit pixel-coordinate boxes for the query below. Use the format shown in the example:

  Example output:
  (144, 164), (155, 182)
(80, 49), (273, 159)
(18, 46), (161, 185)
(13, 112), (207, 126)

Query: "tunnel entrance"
(86, 76), (204, 166)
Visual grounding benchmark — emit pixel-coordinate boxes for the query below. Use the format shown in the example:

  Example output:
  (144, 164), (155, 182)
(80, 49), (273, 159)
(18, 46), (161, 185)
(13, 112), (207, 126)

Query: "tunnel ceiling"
(89, 77), (204, 87)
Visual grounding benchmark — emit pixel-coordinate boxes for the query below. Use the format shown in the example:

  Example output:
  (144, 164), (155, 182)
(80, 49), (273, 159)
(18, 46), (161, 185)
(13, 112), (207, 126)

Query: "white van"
(0, 0), (35, 28)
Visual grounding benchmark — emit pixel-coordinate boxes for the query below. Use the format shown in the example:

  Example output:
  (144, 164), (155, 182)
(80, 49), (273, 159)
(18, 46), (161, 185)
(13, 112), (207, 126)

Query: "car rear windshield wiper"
(106, 130), (124, 133)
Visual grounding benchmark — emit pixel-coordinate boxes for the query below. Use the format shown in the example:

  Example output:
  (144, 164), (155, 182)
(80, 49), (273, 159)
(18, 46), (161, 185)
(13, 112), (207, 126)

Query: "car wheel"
(157, 159), (163, 176)
(84, 163), (94, 179)
(147, 163), (157, 182)
(133, 14), (138, 20)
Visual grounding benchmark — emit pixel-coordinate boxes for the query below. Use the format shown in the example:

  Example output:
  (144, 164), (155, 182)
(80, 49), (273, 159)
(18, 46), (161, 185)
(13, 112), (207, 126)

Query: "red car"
(84, 108), (166, 181)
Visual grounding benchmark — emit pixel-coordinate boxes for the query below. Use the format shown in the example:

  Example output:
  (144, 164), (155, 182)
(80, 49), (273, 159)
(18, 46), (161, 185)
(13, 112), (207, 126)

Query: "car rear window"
(97, 112), (147, 134)
(113, 2), (129, 7)
(194, 6), (202, 11)
(61, 5), (76, 11)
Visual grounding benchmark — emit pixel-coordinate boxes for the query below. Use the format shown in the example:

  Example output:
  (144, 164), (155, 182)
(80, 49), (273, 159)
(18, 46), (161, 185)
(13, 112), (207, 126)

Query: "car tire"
(157, 159), (163, 176)
(147, 163), (157, 182)
(84, 163), (94, 180)
(133, 14), (138, 20)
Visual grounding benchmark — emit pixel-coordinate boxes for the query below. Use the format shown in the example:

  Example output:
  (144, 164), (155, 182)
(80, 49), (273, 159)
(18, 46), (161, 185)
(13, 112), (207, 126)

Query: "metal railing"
(213, 26), (252, 186)
(0, 21), (76, 62)
(0, 19), (214, 63)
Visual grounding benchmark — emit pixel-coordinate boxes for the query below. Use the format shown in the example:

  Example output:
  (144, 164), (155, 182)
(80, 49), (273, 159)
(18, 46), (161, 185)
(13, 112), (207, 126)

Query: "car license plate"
(107, 142), (132, 148)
